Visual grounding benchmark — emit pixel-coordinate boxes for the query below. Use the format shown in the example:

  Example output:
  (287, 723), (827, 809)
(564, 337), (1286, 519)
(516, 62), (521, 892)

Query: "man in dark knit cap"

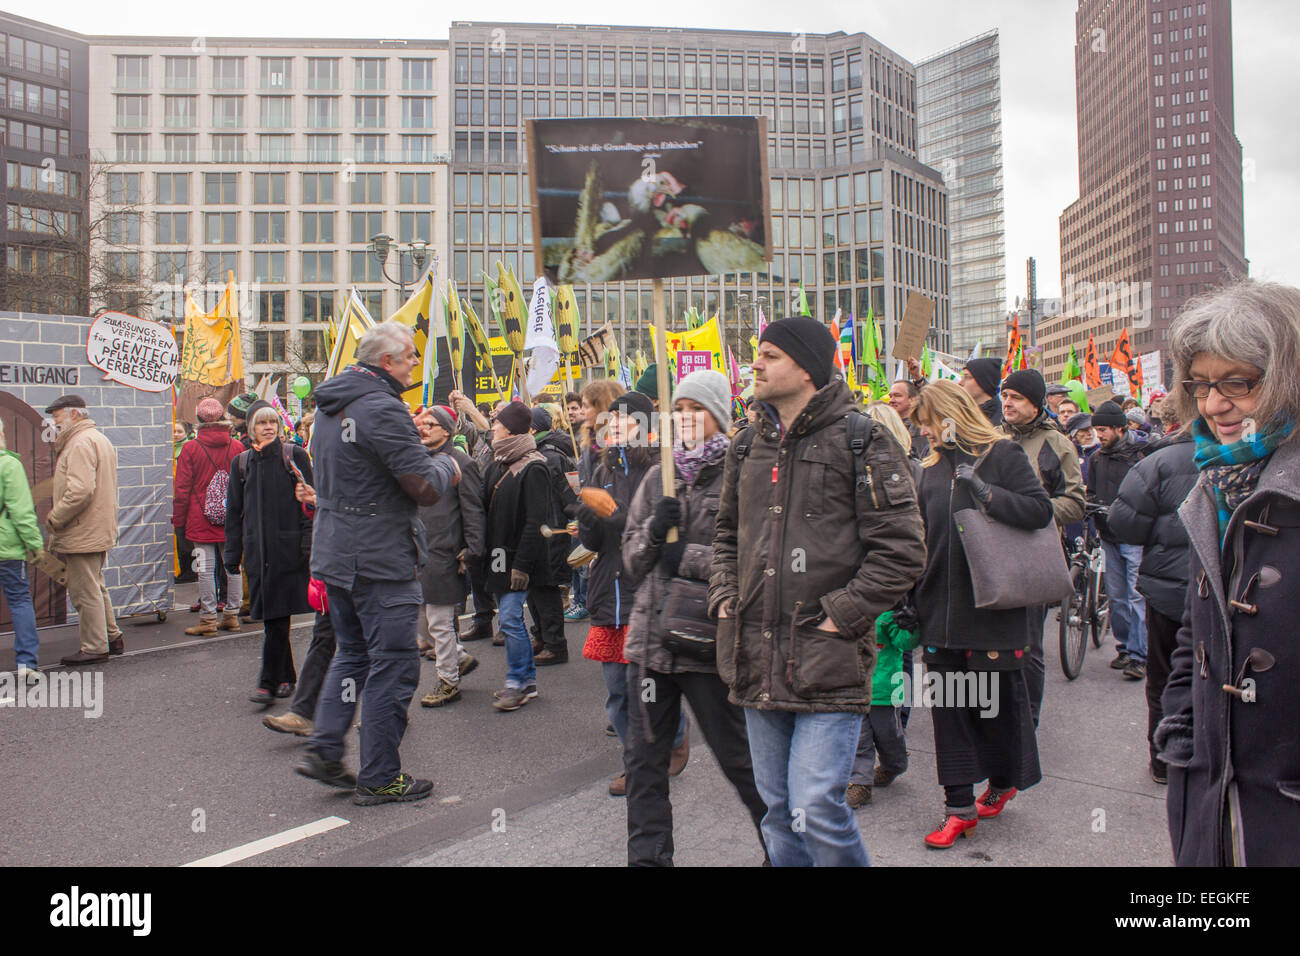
(960, 357), (1004, 426)
(999, 367), (1085, 728)
(711, 316), (926, 866)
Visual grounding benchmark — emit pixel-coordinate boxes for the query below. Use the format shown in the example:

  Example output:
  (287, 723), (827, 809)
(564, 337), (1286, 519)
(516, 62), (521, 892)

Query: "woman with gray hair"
(1154, 278), (1300, 866)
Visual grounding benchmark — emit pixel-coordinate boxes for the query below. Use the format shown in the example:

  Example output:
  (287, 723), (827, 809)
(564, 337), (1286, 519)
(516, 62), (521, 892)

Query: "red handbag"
(308, 577), (329, 615)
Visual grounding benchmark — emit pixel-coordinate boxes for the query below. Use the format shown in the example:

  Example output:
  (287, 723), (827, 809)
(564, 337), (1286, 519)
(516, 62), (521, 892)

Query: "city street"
(0, 584), (1171, 867)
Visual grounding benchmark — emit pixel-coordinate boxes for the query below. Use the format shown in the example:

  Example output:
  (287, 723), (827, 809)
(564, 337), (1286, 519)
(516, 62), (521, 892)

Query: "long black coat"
(578, 444), (653, 627)
(224, 439), (314, 621)
(417, 444), (485, 606)
(1085, 432), (1145, 542)
(1158, 436), (1300, 866)
(535, 430), (579, 583)
(481, 455), (552, 594)
(1107, 431), (1197, 620)
(915, 440), (1054, 657)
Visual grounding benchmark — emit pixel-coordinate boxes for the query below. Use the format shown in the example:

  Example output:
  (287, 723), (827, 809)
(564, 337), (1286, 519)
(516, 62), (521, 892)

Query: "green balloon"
(292, 376), (312, 399)
(1064, 379), (1091, 413)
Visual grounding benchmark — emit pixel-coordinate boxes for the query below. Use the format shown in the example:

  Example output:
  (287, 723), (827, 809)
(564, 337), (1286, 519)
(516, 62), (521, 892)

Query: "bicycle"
(1058, 503), (1112, 680)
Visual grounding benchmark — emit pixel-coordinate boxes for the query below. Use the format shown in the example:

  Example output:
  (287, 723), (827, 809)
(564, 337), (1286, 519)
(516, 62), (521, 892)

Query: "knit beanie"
(1001, 369), (1047, 410)
(227, 391), (257, 421)
(428, 405), (456, 435)
(635, 364), (660, 400)
(196, 397), (225, 423)
(672, 369), (732, 433)
(1091, 401), (1128, 429)
(964, 358), (1002, 398)
(758, 317), (837, 390)
(494, 400), (533, 435)
(531, 406), (552, 432)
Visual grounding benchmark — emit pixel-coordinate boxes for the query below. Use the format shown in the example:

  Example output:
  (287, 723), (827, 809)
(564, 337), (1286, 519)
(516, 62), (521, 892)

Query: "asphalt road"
(0, 584), (1170, 867)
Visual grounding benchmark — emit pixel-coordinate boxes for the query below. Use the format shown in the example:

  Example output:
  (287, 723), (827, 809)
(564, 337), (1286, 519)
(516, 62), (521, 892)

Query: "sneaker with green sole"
(353, 772), (434, 806)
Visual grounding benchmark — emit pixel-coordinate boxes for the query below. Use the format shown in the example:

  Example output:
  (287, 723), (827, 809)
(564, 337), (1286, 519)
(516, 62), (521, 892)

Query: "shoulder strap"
(845, 411), (873, 490)
(733, 424), (755, 465)
(235, 449), (250, 482)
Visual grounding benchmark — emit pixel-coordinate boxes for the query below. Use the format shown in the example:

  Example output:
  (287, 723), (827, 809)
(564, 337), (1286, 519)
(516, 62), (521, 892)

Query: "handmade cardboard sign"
(890, 293), (935, 361)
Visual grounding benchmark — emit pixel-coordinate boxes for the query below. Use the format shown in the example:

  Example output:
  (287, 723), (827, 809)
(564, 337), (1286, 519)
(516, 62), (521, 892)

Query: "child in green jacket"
(846, 608), (919, 808)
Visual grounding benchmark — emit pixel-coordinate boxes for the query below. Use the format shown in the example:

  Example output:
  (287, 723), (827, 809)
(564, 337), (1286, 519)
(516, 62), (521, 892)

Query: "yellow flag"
(387, 272), (435, 409)
(179, 271), (242, 387)
(679, 316), (726, 373)
(326, 289), (376, 379)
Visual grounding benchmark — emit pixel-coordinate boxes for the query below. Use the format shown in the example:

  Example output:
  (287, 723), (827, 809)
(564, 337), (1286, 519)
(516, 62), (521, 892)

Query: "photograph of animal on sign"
(527, 115), (772, 283)
(890, 293), (935, 361)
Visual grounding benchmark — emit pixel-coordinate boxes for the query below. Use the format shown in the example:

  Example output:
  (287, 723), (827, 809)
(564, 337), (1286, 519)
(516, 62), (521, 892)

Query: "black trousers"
(1145, 606), (1181, 763)
(292, 611), (337, 720)
(1025, 604), (1046, 728)
(257, 615), (298, 690)
(623, 666), (767, 867)
(527, 584), (566, 653)
(469, 559), (496, 629)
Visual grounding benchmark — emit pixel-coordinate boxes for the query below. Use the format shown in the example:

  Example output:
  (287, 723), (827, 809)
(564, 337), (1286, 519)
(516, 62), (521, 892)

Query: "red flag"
(1110, 329), (1137, 397)
(1084, 334), (1101, 388)
(1002, 317), (1022, 379)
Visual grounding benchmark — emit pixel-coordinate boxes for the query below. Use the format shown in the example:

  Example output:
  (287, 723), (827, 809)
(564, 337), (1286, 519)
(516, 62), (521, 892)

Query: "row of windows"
(0, 77), (71, 121)
(114, 55), (436, 92)
(1, 34), (72, 81)
(107, 171), (434, 206)
(6, 202), (81, 235)
(6, 160), (80, 198)
(6, 244), (76, 276)
(114, 93), (437, 130)
(4, 119), (70, 155)
(114, 132), (440, 163)
(106, 248), (431, 288)
(117, 210), (435, 247)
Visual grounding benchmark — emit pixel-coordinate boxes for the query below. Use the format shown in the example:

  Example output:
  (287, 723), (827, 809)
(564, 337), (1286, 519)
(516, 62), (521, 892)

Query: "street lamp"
(368, 233), (431, 300)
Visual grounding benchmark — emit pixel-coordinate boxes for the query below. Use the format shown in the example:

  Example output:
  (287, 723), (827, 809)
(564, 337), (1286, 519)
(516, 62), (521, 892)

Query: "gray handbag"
(952, 460), (1073, 610)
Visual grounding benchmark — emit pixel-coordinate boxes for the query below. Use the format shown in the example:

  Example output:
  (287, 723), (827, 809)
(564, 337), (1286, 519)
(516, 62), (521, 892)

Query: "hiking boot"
(218, 614), (241, 631)
(60, 650), (109, 665)
(874, 766), (903, 788)
(669, 728), (690, 776)
(494, 683), (538, 702)
(847, 784), (873, 809)
(421, 679), (461, 708)
(458, 654), (479, 677)
(1123, 659), (1147, 680)
(534, 648), (569, 666)
(1110, 651), (1131, 670)
(295, 750), (357, 789)
(264, 711), (313, 736)
(564, 604), (589, 622)
(354, 772), (433, 806)
(1150, 758), (1168, 785)
(608, 773), (627, 797)
(976, 786), (1017, 818)
(493, 686), (532, 711)
(185, 617), (218, 636)
(459, 621), (493, 642)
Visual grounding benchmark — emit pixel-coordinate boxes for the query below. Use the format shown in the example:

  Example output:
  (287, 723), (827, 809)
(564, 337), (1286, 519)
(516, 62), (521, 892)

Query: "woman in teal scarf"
(1154, 278), (1300, 866)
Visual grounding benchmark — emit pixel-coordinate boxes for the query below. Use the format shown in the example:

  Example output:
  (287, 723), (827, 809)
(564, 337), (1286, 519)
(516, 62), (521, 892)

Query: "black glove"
(658, 539), (687, 577)
(954, 463), (993, 505)
(564, 501), (582, 520)
(892, 597), (919, 633)
(575, 503), (598, 526)
(649, 496), (682, 543)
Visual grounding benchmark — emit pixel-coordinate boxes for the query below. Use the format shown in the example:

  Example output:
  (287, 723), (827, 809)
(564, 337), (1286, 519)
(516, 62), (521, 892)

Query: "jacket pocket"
(797, 444), (836, 519)
(715, 614), (738, 686)
(789, 608), (865, 696)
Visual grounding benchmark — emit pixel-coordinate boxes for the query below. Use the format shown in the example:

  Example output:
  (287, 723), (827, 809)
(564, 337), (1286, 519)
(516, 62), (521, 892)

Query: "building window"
(355, 58), (387, 90)
(301, 172), (335, 204)
(108, 172), (140, 204)
(350, 250), (383, 282)
(115, 94), (148, 128)
(212, 57), (245, 90)
(402, 58), (434, 91)
(350, 172), (384, 204)
(253, 252), (286, 282)
(306, 135), (338, 162)
(116, 134), (148, 161)
(353, 134), (385, 162)
(155, 211), (189, 244)
(350, 211), (384, 244)
(204, 171), (238, 204)
(306, 96), (338, 129)
(399, 173), (432, 205)
(164, 134), (196, 162)
(257, 291), (286, 324)
(212, 96), (244, 128)
(306, 57), (339, 90)
(253, 212), (286, 243)
(164, 56), (197, 90)
(402, 96), (433, 129)
(260, 57), (292, 90)
(259, 135), (292, 162)
(401, 135), (433, 162)
(211, 134), (244, 161)
(301, 251), (334, 282)
(354, 96), (386, 128)
(107, 212), (141, 244)
(204, 212), (238, 243)
(260, 96), (292, 128)
(398, 211), (431, 243)
(301, 291), (335, 325)
(300, 212), (334, 244)
(155, 172), (189, 204)
(163, 95), (197, 129)
(115, 55), (149, 89)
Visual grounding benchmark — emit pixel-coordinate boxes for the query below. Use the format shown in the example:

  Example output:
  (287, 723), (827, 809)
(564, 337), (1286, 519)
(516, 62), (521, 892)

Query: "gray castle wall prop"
(0, 311), (172, 622)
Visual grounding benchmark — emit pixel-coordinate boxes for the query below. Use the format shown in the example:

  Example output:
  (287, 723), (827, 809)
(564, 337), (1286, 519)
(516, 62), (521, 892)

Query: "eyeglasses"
(1180, 377), (1259, 400)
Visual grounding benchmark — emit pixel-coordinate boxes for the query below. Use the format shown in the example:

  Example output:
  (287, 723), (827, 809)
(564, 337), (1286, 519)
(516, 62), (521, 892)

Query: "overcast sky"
(19, 0), (1298, 306)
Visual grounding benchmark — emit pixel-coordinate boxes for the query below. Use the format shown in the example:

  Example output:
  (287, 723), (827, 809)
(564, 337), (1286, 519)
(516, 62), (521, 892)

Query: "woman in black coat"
(225, 402), (314, 705)
(1154, 279), (1300, 866)
(912, 381), (1054, 849)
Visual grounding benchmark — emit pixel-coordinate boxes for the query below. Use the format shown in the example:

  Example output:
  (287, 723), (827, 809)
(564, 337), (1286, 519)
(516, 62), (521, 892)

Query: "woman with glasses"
(1155, 279), (1300, 866)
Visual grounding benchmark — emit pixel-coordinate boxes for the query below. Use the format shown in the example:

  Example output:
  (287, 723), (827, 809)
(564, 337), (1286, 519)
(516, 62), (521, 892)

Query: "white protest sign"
(86, 312), (179, 392)
(1139, 350), (1162, 391)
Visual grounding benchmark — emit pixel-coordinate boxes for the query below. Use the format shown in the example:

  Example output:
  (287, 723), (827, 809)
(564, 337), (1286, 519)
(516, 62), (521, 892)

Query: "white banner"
(86, 312), (179, 392)
(1139, 350), (1162, 390)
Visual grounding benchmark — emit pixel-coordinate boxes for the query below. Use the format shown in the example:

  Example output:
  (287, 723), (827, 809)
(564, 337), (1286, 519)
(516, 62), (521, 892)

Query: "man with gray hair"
(296, 320), (461, 806)
(43, 395), (123, 665)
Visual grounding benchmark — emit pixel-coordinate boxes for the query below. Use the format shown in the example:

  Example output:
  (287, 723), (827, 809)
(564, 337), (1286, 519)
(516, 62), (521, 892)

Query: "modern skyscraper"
(1058, 0), (1245, 382)
(917, 29), (1005, 360)
(448, 21), (950, 362)
(0, 12), (89, 315)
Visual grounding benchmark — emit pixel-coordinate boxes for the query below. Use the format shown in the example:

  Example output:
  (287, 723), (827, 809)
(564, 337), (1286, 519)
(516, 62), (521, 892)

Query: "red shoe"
(924, 814), (977, 848)
(976, 787), (1017, 818)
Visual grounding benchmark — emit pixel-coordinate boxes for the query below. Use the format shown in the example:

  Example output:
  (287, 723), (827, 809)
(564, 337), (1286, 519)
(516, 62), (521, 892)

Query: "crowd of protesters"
(2, 278), (1297, 865)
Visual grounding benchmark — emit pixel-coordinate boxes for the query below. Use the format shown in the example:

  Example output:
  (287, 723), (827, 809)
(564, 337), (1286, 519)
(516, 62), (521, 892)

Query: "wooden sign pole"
(652, 278), (678, 543)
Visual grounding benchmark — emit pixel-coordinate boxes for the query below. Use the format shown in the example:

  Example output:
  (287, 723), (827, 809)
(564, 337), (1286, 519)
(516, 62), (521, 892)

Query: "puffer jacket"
(1157, 434), (1300, 866)
(1107, 431), (1196, 619)
(0, 450), (43, 560)
(578, 444), (653, 627)
(709, 380), (927, 714)
(621, 447), (726, 675)
(1003, 408), (1085, 528)
(46, 417), (118, 555)
(417, 443), (485, 606)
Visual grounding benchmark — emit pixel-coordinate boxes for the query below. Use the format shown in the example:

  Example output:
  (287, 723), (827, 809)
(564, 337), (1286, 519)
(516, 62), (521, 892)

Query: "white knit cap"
(672, 369), (732, 433)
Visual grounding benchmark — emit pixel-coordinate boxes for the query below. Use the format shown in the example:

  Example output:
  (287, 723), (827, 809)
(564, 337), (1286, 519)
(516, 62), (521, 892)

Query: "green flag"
(1062, 344), (1083, 384)
(921, 344), (933, 379)
(795, 283), (811, 318)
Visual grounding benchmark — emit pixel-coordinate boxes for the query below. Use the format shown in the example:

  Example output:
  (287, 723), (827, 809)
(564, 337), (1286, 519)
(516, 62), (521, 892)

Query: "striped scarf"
(1191, 417), (1293, 546)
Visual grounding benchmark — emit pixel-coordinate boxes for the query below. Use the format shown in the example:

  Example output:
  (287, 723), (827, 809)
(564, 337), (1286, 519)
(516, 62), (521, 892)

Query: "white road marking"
(183, 816), (350, 867)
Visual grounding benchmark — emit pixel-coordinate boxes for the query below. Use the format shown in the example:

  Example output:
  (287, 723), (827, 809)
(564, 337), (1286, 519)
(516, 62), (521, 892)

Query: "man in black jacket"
(296, 321), (461, 806)
(1086, 402), (1148, 681)
(959, 357), (1004, 426)
(1108, 426), (1196, 783)
(529, 406), (578, 665)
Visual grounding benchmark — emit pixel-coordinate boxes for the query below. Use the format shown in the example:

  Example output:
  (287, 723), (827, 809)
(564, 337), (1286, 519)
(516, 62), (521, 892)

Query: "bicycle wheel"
(1059, 567), (1088, 680)
(1089, 568), (1110, 648)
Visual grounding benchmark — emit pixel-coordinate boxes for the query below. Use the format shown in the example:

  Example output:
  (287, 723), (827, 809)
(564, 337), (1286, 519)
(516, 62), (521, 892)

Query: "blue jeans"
(744, 709), (869, 866)
(0, 560), (39, 669)
(495, 589), (535, 689)
(310, 577), (422, 788)
(604, 661), (686, 749)
(570, 569), (588, 607)
(1102, 539), (1147, 663)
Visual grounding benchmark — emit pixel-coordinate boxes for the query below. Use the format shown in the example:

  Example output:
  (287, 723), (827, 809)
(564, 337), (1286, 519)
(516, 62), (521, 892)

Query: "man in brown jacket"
(44, 395), (122, 664)
(710, 318), (926, 866)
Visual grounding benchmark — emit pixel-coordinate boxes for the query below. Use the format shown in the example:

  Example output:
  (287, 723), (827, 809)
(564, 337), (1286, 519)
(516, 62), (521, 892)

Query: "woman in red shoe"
(911, 381), (1053, 848)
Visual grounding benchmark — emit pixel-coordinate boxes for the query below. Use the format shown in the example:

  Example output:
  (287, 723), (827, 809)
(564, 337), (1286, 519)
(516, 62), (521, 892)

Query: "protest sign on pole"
(676, 350), (713, 382)
(890, 293), (935, 361)
(86, 312), (180, 392)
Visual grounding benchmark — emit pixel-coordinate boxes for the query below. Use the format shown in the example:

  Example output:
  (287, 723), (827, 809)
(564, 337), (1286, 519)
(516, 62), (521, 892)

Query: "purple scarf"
(673, 433), (731, 486)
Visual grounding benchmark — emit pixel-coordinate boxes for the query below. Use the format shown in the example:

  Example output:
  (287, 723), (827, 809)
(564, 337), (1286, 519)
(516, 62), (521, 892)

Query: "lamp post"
(368, 233), (431, 300)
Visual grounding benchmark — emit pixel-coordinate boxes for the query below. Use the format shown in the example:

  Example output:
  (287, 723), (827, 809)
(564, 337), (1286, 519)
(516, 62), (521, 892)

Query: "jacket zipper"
(865, 465), (880, 509)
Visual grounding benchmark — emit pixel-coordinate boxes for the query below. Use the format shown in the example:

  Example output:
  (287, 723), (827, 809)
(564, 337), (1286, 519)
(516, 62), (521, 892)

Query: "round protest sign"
(86, 312), (180, 392)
